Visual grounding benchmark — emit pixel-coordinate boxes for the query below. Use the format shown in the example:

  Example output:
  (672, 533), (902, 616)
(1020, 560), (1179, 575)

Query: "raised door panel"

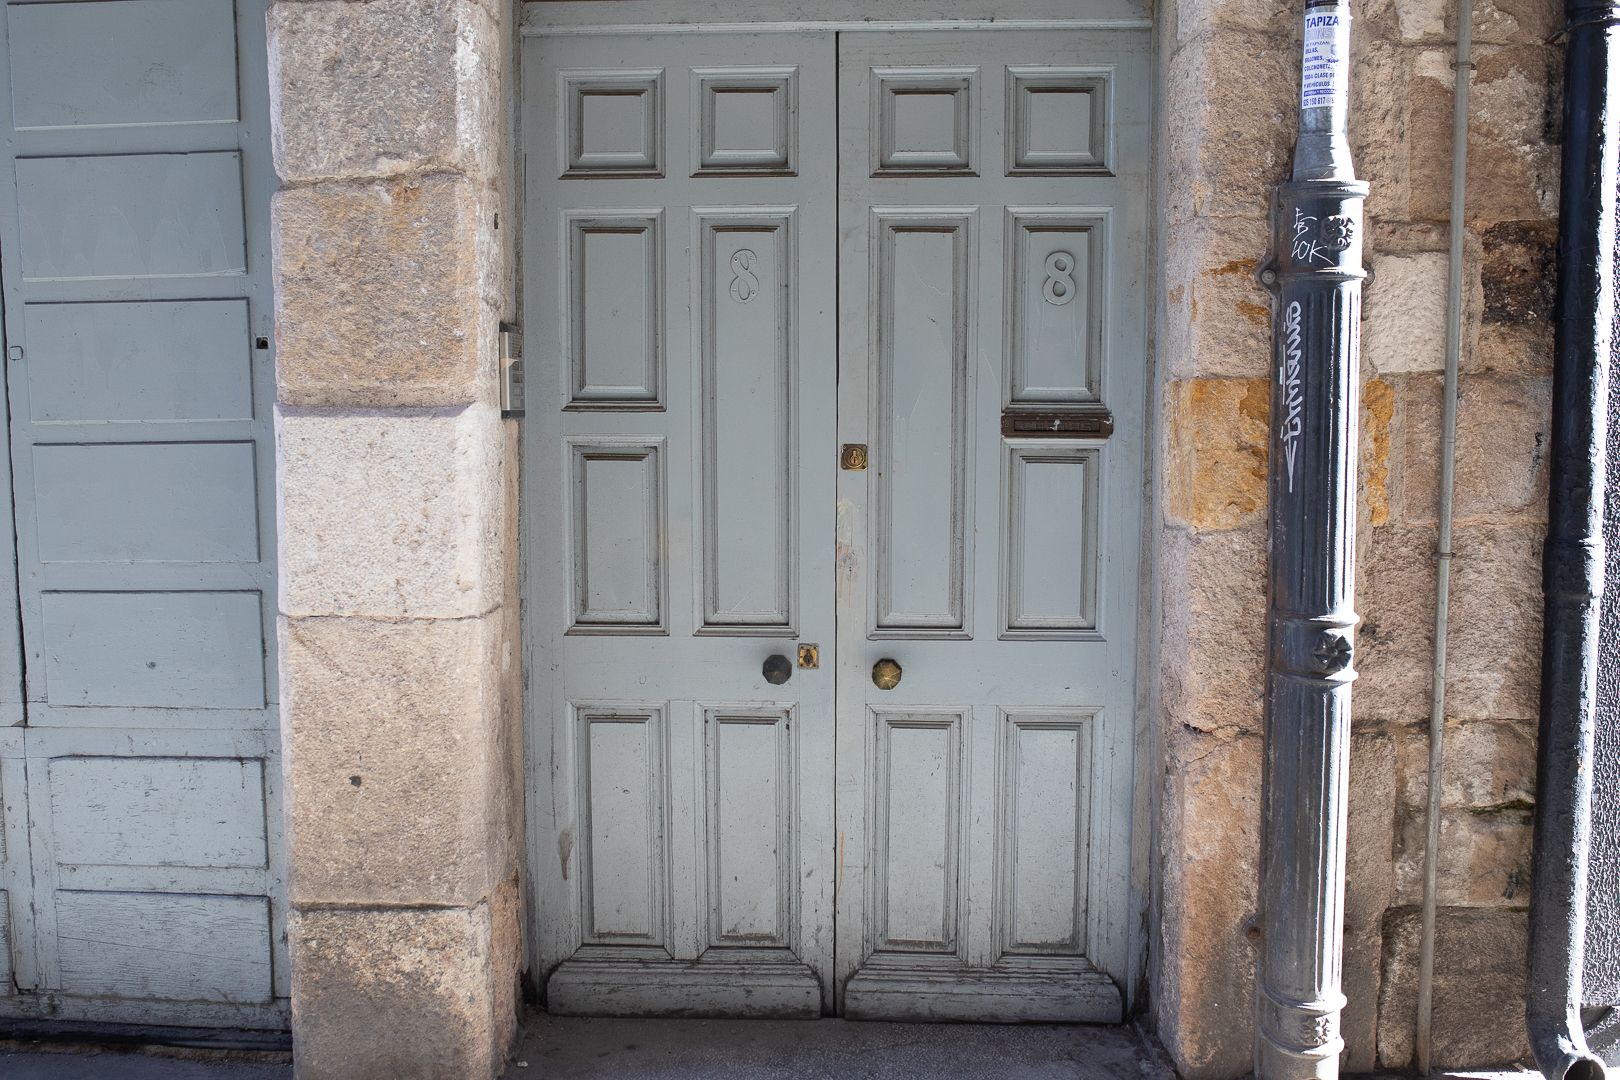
(15, 153), (248, 282)
(705, 708), (794, 947)
(1001, 712), (1092, 955)
(578, 705), (667, 946)
(49, 757), (269, 870)
(871, 712), (962, 954)
(692, 67), (797, 175)
(698, 211), (794, 632)
(32, 442), (260, 564)
(1005, 67), (1112, 176)
(567, 441), (665, 633)
(1005, 210), (1106, 405)
(566, 213), (662, 408)
(870, 212), (973, 635)
(1001, 444), (1100, 637)
(40, 591), (266, 710)
(54, 891), (272, 1003)
(560, 70), (662, 177)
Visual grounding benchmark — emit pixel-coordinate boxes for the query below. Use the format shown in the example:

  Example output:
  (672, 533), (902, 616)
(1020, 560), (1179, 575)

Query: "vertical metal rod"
(1416, 0), (1475, 1070)
(1255, 1), (1368, 1078)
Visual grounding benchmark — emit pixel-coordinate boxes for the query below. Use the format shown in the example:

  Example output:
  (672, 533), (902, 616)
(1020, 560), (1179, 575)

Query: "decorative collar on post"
(1254, 1), (1369, 1078)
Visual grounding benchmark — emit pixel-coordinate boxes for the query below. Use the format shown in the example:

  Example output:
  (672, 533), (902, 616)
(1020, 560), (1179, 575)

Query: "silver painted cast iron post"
(1256, 1), (1367, 1078)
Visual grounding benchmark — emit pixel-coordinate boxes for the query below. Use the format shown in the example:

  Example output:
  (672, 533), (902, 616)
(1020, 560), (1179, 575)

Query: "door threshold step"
(843, 960), (1123, 1023)
(547, 953), (822, 1019)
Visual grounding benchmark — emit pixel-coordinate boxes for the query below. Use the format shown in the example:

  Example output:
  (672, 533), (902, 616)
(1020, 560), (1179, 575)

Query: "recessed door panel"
(705, 708), (794, 946)
(578, 705), (667, 944)
(873, 712), (962, 952)
(698, 212), (794, 632)
(1002, 712), (1092, 954)
(568, 441), (665, 632)
(567, 214), (662, 408)
(871, 213), (973, 635)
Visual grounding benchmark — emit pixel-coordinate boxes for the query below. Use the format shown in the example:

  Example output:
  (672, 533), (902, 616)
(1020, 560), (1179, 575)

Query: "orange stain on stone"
(1208, 257), (1259, 277)
(1166, 378), (1272, 530)
(1362, 378), (1394, 527)
(1235, 299), (1271, 327)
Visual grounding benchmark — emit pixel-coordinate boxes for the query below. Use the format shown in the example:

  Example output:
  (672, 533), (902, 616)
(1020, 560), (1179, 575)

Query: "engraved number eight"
(1043, 250), (1077, 307)
(729, 248), (760, 303)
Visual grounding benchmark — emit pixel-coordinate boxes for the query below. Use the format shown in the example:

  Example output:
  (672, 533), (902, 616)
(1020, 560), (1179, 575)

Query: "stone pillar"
(267, 2), (521, 1078)
(1151, 2), (1296, 1074)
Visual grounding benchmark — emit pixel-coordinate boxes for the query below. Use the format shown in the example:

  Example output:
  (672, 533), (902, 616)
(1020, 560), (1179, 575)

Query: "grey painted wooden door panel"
(834, 31), (1147, 1021)
(0, 0), (286, 1028)
(526, 29), (840, 1017)
(526, 21), (1148, 1022)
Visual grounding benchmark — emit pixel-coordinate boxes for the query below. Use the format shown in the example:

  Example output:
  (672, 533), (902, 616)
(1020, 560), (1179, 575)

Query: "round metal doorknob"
(762, 654), (792, 685)
(872, 658), (902, 690)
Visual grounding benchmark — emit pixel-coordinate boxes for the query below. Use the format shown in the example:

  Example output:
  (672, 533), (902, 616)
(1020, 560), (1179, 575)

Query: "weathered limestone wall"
(268, 1), (522, 1077)
(1151, 0), (1560, 1074)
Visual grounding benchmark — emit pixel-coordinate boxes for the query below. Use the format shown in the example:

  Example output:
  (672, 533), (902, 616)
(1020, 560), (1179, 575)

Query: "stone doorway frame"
(262, 0), (1308, 1076)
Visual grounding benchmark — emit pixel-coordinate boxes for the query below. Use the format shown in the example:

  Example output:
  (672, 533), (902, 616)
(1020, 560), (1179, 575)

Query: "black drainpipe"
(1528, 1), (1619, 1078)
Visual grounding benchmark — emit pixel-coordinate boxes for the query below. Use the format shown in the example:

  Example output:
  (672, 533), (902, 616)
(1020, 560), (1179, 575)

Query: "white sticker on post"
(1301, 6), (1349, 110)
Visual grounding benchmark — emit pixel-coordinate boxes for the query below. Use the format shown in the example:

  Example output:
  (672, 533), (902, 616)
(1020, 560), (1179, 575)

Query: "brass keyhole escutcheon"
(841, 444), (869, 471)
(872, 658), (902, 690)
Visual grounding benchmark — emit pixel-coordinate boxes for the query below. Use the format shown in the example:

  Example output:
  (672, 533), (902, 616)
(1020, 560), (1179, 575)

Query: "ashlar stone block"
(1377, 907), (1530, 1069)
(1161, 28), (1295, 226)
(1158, 525), (1268, 738)
(1156, 730), (1262, 1080)
(1446, 523), (1545, 720)
(1355, 524), (1439, 723)
(281, 612), (515, 907)
(1406, 44), (1559, 224)
(273, 174), (501, 407)
(269, 0), (501, 184)
(1163, 378), (1271, 531)
(1343, 729), (1398, 1073)
(1159, 217), (1274, 382)
(290, 904), (511, 1080)
(1393, 803), (1533, 907)
(1394, 717), (1538, 810)
(1398, 373), (1552, 525)
(278, 405), (505, 619)
(1362, 252), (1451, 374)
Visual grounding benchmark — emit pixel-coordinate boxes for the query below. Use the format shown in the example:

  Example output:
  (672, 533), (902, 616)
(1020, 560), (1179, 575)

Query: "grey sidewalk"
(0, 1017), (1542, 1080)
(2, 1015), (1171, 1080)
(0, 1050), (291, 1080)
(503, 1015), (1175, 1079)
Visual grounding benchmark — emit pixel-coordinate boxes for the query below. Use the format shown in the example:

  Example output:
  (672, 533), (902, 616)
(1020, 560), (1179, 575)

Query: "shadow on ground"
(504, 1013), (1177, 1080)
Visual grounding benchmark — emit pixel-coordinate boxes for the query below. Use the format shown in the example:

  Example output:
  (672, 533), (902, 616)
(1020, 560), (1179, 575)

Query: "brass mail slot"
(1001, 406), (1114, 439)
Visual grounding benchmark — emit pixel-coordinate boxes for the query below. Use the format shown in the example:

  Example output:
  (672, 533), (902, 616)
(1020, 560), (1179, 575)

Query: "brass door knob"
(763, 654), (792, 685)
(872, 658), (902, 690)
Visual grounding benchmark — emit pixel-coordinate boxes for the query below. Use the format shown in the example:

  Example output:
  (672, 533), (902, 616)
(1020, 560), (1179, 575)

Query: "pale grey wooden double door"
(0, 0), (286, 1028)
(525, 25), (1148, 1022)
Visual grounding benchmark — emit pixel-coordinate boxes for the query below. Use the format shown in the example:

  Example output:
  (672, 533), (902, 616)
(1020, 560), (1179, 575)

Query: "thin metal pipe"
(1415, 0), (1473, 1070)
(1527, 0), (1619, 1077)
